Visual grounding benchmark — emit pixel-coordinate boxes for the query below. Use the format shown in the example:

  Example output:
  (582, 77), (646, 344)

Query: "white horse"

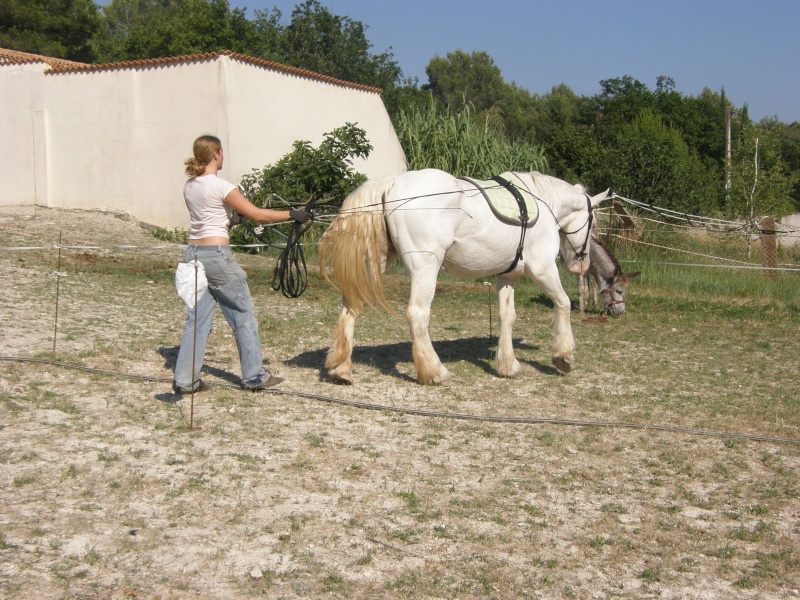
(318, 169), (609, 385)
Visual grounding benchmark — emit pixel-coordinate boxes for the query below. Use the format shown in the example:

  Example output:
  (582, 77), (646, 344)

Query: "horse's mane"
(590, 229), (621, 273)
(526, 171), (586, 203)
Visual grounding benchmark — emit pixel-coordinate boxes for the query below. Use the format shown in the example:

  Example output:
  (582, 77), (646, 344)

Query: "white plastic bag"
(175, 259), (208, 308)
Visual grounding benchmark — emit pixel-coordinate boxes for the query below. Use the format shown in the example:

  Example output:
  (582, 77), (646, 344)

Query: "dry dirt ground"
(1, 206), (799, 599)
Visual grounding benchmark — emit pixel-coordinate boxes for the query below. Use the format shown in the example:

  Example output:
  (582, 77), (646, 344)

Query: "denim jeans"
(174, 245), (270, 391)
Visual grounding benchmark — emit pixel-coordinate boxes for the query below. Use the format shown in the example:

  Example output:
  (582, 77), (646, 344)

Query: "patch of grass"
(640, 566), (661, 582)
(13, 474), (36, 487)
(398, 491), (422, 515)
(305, 433), (325, 448)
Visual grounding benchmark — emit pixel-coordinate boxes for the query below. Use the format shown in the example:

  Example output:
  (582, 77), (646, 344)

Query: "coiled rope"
(1, 355), (797, 446)
(271, 215), (315, 298)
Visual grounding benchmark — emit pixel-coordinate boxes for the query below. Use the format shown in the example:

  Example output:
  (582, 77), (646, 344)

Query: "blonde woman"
(173, 134), (310, 394)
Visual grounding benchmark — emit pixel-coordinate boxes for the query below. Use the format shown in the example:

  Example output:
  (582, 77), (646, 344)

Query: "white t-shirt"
(184, 174), (237, 240)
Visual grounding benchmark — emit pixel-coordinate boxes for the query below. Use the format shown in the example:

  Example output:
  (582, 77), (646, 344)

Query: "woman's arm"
(224, 188), (291, 224)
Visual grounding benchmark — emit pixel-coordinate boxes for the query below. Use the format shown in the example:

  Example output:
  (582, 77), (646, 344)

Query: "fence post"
(759, 216), (777, 276)
(606, 196), (615, 248)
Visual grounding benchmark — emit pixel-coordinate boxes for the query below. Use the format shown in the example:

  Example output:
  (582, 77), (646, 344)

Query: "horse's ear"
(590, 188), (611, 207)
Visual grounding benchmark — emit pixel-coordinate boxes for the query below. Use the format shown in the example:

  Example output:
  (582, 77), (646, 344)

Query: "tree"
(279, 0), (401, 90)
(425, 50), (505, 111)
(604, 109), (717, 214)
(764, 118), (800, 212)
(92, 0), (253, 62)
(92, 0), (401, 91)
(727, 116), (797, 222)
(592, 75), (656, 143)
(1, 0), (100, 62)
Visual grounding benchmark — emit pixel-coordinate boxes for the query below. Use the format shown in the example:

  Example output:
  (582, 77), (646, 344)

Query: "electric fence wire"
(600, 196), (800, 271)
(1, 355), (798, 446)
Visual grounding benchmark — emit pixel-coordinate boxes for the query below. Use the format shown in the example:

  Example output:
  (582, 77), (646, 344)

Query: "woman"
(173, 134), (309, 394)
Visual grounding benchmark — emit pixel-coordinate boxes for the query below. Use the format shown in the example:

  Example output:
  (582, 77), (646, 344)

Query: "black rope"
(1, 355), (798, 445)
(271, 219), (311, 298)
(271, 197), (318, 298)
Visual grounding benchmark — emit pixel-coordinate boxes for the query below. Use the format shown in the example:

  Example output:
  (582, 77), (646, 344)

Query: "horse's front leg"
(325, 298), (357, 384)
(495, 276), (521, 378)
(528, 265), (575, 374)
(406, 258), (450, 385)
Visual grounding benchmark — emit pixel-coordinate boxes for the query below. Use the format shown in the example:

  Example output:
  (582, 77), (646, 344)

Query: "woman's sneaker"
(243, 376), (284, 391)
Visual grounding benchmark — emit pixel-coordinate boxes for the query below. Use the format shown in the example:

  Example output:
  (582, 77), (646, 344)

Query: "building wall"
(1, 53), (406, 228)
(1, 62), (46, 206)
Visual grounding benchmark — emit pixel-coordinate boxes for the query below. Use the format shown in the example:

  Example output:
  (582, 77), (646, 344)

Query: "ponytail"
(184, 135), (221, 177)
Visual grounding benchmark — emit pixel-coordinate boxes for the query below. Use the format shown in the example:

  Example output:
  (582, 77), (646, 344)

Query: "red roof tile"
(0, 47), (382, 94)
(0, 47), (84, 70)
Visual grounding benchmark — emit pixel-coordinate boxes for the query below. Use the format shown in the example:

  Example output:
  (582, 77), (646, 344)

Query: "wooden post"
(759, 216), (777, 276)
(606, 196), (615, 248)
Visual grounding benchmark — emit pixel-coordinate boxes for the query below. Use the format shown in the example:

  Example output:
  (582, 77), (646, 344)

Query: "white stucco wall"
(1, 62), (47, 206)
(1, 52), (407, 229)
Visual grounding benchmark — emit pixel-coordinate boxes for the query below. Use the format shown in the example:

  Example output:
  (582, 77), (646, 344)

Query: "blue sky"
(226, 0), (800, 124)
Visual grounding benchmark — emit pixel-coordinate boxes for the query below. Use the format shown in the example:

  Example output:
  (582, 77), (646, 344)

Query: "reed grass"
(394, 97), (547, 178)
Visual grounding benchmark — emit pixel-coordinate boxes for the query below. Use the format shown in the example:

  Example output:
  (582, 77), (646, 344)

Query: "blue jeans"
(174, 245), (270, 391)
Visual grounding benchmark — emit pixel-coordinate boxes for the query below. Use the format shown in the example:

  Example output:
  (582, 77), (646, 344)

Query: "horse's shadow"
(288, 336), (559, 381)
(157, 334), (558, 391)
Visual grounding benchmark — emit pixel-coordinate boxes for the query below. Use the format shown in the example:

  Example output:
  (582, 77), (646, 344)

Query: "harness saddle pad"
(459, 172), (539, 226)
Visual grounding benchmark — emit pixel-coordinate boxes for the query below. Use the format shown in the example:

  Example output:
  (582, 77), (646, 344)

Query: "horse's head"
(558, 187), (610, 276)
(600, 268), (641, 317)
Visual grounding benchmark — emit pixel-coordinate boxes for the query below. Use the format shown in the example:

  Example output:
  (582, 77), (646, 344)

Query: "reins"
(271, 195), (319, 298)
(247, 175), (596, 297)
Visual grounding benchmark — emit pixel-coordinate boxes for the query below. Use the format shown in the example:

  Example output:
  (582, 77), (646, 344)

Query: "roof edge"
(0, 47), (85, 70)
(9, 48), (384, 94)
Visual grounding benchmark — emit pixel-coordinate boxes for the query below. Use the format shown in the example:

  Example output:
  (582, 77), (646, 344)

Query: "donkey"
(578, 231), (640, 316)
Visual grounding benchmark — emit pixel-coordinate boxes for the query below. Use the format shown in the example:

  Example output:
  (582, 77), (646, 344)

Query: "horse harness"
(459, 173), (594, 276)
(458, 173), (537, 275)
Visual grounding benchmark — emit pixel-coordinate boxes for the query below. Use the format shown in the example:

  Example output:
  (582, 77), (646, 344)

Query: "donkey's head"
(600, 267), (640, 317)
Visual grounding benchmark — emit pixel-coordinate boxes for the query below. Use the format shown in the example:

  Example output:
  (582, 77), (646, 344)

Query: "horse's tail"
(318, 177), (394, 314)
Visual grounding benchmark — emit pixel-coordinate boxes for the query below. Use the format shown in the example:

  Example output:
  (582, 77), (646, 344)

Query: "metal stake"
(52, 231), (63, 355)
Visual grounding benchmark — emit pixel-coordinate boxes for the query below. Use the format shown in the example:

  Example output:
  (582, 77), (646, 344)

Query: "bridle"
(599, 282), (625, 311)
(559, 193), (594, 262)
(505, 174), (595, 273)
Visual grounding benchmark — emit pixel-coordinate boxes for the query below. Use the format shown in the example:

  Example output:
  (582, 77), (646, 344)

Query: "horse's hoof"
(328, 372), (353, 385)
(552, 357), (572, 374)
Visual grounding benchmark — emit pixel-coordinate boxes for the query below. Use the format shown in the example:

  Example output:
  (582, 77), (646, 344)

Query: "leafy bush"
(232, 123), (372, 249)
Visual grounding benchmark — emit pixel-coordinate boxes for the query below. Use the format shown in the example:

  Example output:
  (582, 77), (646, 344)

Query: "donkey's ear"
(625, 271), (641, 280)
(589, 188), (611, 207)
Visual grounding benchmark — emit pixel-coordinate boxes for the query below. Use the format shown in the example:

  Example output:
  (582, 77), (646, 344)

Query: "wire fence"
(595, 195), (800, 275)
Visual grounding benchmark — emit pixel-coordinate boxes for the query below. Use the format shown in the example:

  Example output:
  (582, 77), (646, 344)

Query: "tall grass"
(394, 97), (547, 178)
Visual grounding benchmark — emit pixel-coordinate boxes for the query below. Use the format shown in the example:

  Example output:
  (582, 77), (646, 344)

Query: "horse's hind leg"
(325, 299), (357, 384)
(495, 276), (521, 378)
(406, 260), (451, 385)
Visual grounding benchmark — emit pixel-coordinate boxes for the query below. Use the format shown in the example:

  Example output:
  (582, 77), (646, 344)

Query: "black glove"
(227, 211), (245, 228)
(289, 208), (312, 224)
